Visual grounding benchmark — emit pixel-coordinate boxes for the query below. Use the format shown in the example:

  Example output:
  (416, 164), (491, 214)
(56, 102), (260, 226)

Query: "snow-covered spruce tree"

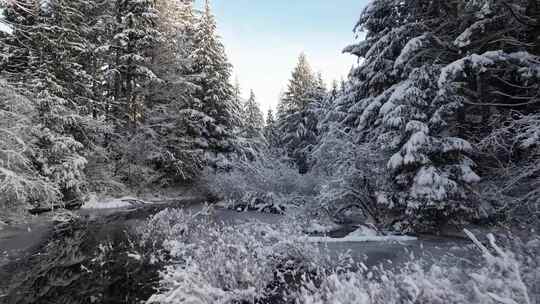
(0, 0), (112, 206)
(323, 0), (488, 229)
(97, 0), (164, 185)
(328, 80), (340, 105)
(381, 65), (481, 227)
(232, 77), (246, 132)
(277, 53), (322, 173)
(234, 89), (266, 161)
(242, 90), (264, 139)
(0, 0), (32, 75)
(339, 1), (430, 135)
(135, 0), (206, 185)
(439, 50), (540, 220)
(0, 81), (59, 213)
(1, 0), (103, 115)
(325, 0), (540, 229)
(264, 109), (280, 151)
(190, 0), (239, 168)
(101, 0), (161, 132)
(432, 0), (540, 221)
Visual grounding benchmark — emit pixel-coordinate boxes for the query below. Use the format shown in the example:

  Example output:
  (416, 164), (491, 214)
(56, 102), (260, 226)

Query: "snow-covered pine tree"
(277, 53), (321, 173)
(95, 0), (164, 185)
(132, 0), (206, 185)
(232, 77), (245, 132)
(100, 0), (161, 134)
(339, 0), (428, 135)
(281, 53), (317, 112)
(243, 90), (264, 139)
(149, 0), (194, 105)
(313, 0), (488, 229)
(191, 1), (239, 154)
(309, 72), (329, 128)
(264, 109), (279, 150)
(381, 64), (481, 227)
(0, 0), (110, 206)
(0, 80), (59, 213)
(319, 0), (540, 229)
(434, 1), (540, 218)
(313, 73), (327, 100)
(234, 89), (266, 161)
(0, 0), (32, 75)
(1, 0), (99, 117)
(190, 0), (239, 167)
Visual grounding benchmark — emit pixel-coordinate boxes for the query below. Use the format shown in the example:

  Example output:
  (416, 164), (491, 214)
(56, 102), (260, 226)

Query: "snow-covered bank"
(307, 226), (417, 243)
(82, 196), (150, 209)
(308, 235), (417, 243)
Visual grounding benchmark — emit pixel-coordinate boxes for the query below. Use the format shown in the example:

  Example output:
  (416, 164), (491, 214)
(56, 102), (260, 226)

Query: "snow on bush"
(144, 208), (349, 304)
(202, 156), (320, 214)
(144, 208), (539, 304)
(300, 232), (540, 304)
(309, 122), (388, 226)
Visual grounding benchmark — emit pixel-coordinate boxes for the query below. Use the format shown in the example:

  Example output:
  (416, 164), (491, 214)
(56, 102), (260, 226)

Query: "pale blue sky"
(196, 0), (369, 113)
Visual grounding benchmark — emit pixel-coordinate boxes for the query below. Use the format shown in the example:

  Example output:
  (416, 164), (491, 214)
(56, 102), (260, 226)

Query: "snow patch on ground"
(307, 226), (417, 243)
(304, 222), (341, 234)
(82, 194), (149, 209)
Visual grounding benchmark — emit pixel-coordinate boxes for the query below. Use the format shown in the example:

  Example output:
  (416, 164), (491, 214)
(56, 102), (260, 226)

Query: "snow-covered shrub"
(310, 123), (388, 225)
(300, 233), (540, 304)
(138, 207), (211, 259)
(145, 209), (342, 304)
(465, 231), (538, 304)
(203, 156), (320, 213)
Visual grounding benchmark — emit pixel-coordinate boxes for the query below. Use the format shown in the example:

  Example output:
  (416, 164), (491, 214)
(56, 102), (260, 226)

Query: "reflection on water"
(3, 219), (163, 304)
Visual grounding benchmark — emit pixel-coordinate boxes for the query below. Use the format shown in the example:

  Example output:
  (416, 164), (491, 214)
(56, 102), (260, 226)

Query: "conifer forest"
(0, 0), (539, 303)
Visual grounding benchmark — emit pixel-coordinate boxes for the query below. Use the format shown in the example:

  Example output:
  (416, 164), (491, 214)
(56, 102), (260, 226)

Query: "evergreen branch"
(501, 1), (538, 27)
(492, 75), (538, 90)
(462, 97), (540, 107)
(490, 90), (539, 101)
